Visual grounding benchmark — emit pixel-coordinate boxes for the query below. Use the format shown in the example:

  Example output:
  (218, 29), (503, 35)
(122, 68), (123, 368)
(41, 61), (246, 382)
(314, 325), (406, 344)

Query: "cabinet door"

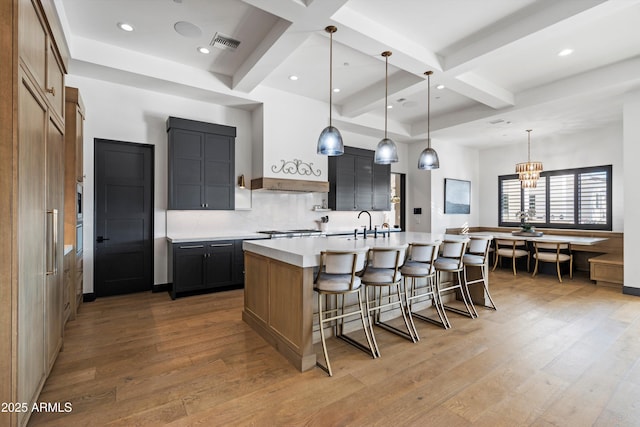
(46, 40), (65, 120)
(355, 156), (373, 210)
(332, 153), (356, 210)
(169, 129), (205, 209)
(173, 244), (207, 295)
(45, 116), (64, 369)
(372, 162), (391, 211)
(17, 73), (47, 420)
(204, 134), (234, 210)
(205, 242), (234, 288)
(18, 0), (47, 90)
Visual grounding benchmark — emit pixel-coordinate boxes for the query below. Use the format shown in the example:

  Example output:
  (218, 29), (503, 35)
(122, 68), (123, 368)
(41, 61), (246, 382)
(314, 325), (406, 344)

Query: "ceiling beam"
(233, 0), (351, 92)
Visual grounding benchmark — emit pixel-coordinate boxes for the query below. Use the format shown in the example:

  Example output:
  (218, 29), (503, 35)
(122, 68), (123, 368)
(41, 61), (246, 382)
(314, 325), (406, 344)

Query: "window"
(498, 165), (612, 230)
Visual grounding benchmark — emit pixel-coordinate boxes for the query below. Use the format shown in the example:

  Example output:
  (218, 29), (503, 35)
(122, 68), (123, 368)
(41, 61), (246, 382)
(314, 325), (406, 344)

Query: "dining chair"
(313, 248), (376, 376)
(492, 239), (530, 275)
(532, 240), (573, 283)
(401, 242), (447, 334)
(434, 239), (473, 327)
(462, 236), (497, 316)
(361, 244), (414, 357)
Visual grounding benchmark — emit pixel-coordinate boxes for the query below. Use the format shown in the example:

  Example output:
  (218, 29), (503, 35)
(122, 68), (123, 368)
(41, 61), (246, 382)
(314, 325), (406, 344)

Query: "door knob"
(96, 236), (110, 243)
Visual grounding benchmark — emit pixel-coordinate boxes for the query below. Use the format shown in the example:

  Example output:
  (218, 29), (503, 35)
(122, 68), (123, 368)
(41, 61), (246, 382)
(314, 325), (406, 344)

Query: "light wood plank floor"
(31, 270), (640, 426)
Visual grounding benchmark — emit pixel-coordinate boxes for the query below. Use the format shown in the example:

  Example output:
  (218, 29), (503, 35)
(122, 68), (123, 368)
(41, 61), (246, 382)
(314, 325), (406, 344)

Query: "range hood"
(251, 177), (329, 193)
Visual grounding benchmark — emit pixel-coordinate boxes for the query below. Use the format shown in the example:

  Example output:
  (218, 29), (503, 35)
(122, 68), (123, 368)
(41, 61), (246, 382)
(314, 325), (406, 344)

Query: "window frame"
(498, 165), (612, 231)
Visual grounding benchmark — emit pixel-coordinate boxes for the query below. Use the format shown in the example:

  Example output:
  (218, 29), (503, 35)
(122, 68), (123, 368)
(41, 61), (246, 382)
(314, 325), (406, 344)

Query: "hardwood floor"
(31, 270), (640, 426)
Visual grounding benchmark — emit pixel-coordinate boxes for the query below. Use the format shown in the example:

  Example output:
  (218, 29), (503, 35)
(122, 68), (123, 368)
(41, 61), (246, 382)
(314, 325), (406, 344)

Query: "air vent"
(489, 119), (505, 125)
(210, 32), (241, 51)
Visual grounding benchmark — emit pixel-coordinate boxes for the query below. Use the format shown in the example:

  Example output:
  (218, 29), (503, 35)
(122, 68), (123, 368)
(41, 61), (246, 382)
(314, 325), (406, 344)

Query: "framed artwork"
(444, 178), (470, 214)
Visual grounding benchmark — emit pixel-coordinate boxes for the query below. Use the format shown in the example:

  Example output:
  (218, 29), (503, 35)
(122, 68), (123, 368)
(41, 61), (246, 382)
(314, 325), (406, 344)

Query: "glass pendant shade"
(516, 129), (542, 188)
(417, 71), (439, 170)
(317, 125), (344, 155)
(418, 139), (439, 169)
(317, 26), (344, 156)
(375, 51), (398, 164)
(375, 138), (398, 164)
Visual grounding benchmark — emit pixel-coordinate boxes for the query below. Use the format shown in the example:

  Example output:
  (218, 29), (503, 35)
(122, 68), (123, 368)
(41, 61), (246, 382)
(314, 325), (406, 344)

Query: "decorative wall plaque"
(271, 159), (321, 177)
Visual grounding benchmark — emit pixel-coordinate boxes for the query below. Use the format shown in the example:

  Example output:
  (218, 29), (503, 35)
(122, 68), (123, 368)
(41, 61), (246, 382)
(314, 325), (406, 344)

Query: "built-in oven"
(77, 183), (83, 221)
(76, 222), (83, 254)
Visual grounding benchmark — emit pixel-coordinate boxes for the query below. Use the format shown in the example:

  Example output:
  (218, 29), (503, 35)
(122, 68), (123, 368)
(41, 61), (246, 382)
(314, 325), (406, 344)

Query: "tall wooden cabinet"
(0, 0), (69, 425)
(64, 86), (84, 321)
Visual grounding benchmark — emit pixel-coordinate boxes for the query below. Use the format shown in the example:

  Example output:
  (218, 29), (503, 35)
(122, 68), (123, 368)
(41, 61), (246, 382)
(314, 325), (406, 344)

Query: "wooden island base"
(242, 251), (316, 371)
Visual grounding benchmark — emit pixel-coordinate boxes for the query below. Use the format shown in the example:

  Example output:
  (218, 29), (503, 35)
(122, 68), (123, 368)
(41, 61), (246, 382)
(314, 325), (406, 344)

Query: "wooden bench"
(589, 253), (624, 287)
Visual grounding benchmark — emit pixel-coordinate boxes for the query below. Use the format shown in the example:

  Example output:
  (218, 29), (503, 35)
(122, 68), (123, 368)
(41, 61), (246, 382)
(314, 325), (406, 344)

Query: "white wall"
(478, 123), (624, 231)
(406, 139), (480, 234)
(623, 90), (640, 290)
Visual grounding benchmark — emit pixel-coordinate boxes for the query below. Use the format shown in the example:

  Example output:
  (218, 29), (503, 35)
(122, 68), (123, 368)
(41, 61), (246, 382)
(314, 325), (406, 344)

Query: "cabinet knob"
(46, 87), (56, 96)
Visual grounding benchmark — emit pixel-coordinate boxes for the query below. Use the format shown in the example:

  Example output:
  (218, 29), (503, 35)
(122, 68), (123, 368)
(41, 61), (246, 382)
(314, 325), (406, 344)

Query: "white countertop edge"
(167, 233), (268, 243)
(64, 244), (74, 256)
(242, 232), (464, 268)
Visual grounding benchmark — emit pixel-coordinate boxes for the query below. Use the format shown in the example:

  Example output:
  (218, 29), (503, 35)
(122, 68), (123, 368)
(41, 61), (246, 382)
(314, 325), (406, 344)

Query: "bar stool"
(492, 239), (529, 275)
(400, 242), (447, 335)
(532, 240), (573, 283)
(361, 244), (413, 357)
(462, 236), (497, 317)
(434, 239), (473, 327)
(313, 248), (376, 376)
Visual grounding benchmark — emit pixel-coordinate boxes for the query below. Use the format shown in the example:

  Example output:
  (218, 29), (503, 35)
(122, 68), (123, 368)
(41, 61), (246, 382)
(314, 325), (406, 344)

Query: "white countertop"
(243, 232), (468, 268)
(167, 233), (268, 243)
(64, 244), (74, 256)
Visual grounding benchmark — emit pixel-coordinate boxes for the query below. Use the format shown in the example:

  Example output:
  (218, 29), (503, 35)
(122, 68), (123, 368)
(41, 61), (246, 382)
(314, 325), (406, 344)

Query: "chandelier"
(515, 129), (542, 188)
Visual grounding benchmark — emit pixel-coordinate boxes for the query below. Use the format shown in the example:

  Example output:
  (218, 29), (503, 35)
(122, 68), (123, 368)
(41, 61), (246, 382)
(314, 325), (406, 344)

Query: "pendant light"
(317, 25), (344, 156)
(516, 129), (543, 188)
(374, 51), (398, 164)
(417, 70), (439, 170)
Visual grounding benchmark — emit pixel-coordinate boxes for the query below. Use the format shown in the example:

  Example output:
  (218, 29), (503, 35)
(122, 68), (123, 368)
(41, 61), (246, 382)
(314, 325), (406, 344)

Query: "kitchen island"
(242, 232), (469, 372)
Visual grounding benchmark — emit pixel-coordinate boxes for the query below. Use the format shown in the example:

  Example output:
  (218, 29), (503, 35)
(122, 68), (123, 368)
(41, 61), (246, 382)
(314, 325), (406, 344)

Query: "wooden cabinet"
(2, 0), (69, 425)
(167, 117), (236, 210)
(169, 240), (244, 299)
(64, 87), (84, 319)
(328, 146), (390, 211)
(45, 116), (65, 370)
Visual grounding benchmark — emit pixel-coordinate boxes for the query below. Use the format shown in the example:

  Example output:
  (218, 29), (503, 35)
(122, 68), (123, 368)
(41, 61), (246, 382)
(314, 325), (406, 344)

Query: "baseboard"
(152, 283), (170, 293)
(83, 293), (96, 302)
(622, 286), (640, 297)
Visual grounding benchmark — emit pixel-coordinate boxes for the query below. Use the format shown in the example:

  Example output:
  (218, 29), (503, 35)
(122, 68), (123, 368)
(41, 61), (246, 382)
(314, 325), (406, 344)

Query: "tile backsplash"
(166, 191), (390, 238)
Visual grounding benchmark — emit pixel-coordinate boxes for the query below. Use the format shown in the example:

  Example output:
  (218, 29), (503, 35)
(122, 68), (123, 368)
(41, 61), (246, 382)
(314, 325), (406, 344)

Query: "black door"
(94, 139), (153, 297)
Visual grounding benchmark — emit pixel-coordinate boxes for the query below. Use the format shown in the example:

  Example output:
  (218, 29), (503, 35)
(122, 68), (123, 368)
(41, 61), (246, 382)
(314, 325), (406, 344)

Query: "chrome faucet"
(358, 210), (372, 230)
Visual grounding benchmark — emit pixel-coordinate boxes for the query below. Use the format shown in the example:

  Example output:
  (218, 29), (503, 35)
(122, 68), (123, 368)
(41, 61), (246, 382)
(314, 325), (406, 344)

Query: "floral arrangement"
(516, 209), (536, 232)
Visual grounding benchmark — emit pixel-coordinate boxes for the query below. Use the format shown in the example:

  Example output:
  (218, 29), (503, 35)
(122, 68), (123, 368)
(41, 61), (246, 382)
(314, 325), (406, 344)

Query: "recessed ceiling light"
(436, 84), (445, 90)
(387, 105), (393, 109)
(333, 88), (340, 93)
(197, 46), (210, 54)
(288, 75), (298, 81)
(558, 48), (574, 57)
(117, 22), (134, 32)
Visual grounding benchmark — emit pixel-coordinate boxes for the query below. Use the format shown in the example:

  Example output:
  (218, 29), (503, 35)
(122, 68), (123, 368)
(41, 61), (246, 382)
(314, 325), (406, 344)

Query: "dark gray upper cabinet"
(328, 146), (390, 211)
(167, 117), (235, 210)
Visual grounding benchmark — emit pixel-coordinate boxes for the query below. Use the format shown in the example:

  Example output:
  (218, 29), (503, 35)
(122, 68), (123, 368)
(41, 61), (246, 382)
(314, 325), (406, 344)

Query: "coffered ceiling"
(55, 0), (640, 148)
